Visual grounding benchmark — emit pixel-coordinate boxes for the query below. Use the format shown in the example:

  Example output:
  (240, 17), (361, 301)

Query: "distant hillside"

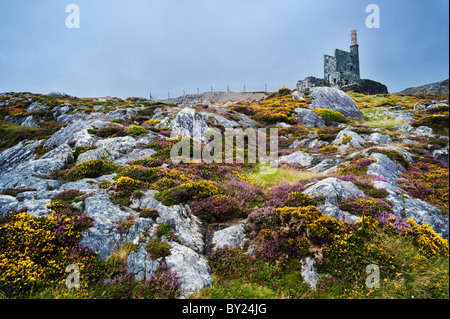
(400, 79), (449, 97)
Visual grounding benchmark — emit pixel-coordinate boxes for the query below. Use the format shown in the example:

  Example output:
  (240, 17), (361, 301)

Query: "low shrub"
(1, 188), (36, 197)
(139, 208), (159, 219)
(412, 114), (449, 135)
(398, 155), (449, 213)
(100, 262), (182, 299)
(0, 211), (105, 297)
(52, 189), (87, 203)
(88, 124), (126, 138)
(284, 192), (316, 207)
(155, 223), (178, 242)
(265, 182), (306, 208)
(244, 207), (281, 238)
(117, 165), (160, 183)
(146, 237), (171, 260)
(190, 195), (240, 223)
(125, 125), (147, 137)
(131, 157), (164, 168)
(338, 157), (377, 176)
(115, 176), (140, 193)
(404, 219), (449, 258)
(319, 145), (338, 154)
(223, 180), (264, 204)
(155, 180), (222, 205)
(65, 160), (120, 181)
(113, 215), (137, 236)
(369, 148), (409, 168)
(312, 108), (349, 123)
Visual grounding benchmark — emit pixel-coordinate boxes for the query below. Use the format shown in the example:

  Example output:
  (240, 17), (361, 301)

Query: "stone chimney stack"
(351, 30), (358, 47)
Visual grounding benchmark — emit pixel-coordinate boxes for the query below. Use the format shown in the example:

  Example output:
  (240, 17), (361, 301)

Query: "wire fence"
(149, 83), (288, 100)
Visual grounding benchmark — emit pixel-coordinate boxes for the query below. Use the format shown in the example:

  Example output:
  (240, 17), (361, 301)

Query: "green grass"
(347, 92), (430, 109)
(245, 164), (330, 188)
(360, 107), (415, 129)
(0, 120), (65, 151)
(188, 275), (281, 299)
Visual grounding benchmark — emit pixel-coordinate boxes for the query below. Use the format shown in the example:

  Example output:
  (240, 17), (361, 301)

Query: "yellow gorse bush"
(116, 176), (140, 192)
(0, 210), (105, 297)
(405, 219), (449, 258)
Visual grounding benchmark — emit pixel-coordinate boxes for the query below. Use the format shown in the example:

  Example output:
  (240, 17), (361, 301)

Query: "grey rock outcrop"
(0, 195), (19, 217)
(301, 257), (319, 290)
(333, 129), (365, 148)
(0, 140), (39, 174)
(277, 150), (314, 167)
(303, 177), (364, 206)
(165, 241), (213, 298)
(308, 87), (363, 119)
(169, 107), (210, 143)
(211, 222), (247, 250)
(433, 146), (449, 164)
(366, 133), (393, 144)
(366, 153), (404, 186)
(44, 120), (97, 149)
(4, 115), (39, 127)
(200, 112), (239, 128)
(294, 108), (326, 128)
(131, 190), (204, 253)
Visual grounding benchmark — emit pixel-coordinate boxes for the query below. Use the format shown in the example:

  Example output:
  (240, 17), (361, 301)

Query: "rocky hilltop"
(400, 79), (449, 97)
(0, 87), (448, 299)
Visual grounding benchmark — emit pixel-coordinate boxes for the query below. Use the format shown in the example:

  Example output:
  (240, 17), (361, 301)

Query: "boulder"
(318, 203), (359, 223)
(165, 241), (213, 298)
(292, 90), (306, 100)
(76, 136), (138, 163)
(277, 150), (314, 167)
(308, 157), (342, 173)
(0, 173), (62, 193)
(131, 190), (205, 253)
(169, 107), (210, 143)
(303, 177), (364, 206)
(412, 126), (434, 137)
(17, 198), (51, 217)
(211, 222), (247, 250)
(0, 195), (19, 217)
(4, 115), (39, 127)
(44, 120), (97, 149)
(127, 245), (160, 281)
(392, 124), (414, 132)
(300, 257), (319, 290)
(112, 148), (156, 166)
(200, 112), (239, 128)
(333, 129), (365, 148)
(79, 194), (153, 260)
(46, 92), (66, 98)
(308, 87), (363, 119)
(366, 133), (393, 144)
(433, 146), (449, 163)
(0, 140), (39, 174)
(403, 197), (448, 240)
(294, 108), (326, 128)
(12, 143), (73, 177)
(366, 153), (404, 186)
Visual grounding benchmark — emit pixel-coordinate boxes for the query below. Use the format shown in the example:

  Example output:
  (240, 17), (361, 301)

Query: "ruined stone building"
(297, 30), (361, 89)
(324, 30), (360, 87)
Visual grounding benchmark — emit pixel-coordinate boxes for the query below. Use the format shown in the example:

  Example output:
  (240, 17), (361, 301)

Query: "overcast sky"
(0, 0), (448, 99)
